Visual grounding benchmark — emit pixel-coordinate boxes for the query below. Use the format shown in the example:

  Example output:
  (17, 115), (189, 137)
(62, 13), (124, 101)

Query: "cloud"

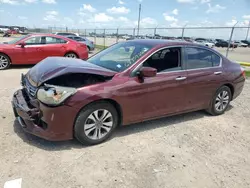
(200, 0), (210, 3)
(176, 0), (195, 3)
(172, 9), (178, 15)
(140, 17), (158, 27)
(163, 13), (178, 22)
(206, 4), (226, 13)
(0, 0), (18, 5)
(18, 16), (27, 19)
(118, 0), (125, 4)
(42, 0), (56, 4)
(118, 16), (129, 22)
(107, 6), (130, 14)
(24, 0), (37, 3)
(82, 4), (96, 12)
(243, 15), (250, 20)
(94, 13), (114, 22)
(43, 10), (59, 21)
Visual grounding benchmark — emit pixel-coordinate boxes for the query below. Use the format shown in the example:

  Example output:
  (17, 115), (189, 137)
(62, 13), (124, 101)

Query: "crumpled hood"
(26, 57), (117, 86)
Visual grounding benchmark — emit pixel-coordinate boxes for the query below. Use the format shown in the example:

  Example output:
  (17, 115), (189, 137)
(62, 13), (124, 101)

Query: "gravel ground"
(0, 37), (250, 188)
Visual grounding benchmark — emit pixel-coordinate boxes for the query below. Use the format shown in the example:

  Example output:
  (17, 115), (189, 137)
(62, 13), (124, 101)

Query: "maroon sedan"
(12, 40), (245, 145)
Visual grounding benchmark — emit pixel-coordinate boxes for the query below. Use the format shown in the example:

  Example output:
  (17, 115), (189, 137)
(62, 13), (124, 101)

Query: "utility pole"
(137, 3), (141, 37)
(246, 21), (250, 40)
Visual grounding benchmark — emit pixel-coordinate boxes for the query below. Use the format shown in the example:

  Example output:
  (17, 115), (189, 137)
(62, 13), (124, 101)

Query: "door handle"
(214, 71), (222, 75)
(175, 76), (187, 81)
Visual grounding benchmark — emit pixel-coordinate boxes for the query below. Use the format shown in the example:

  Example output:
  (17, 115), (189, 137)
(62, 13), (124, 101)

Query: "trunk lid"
(26, 57), (117, 86)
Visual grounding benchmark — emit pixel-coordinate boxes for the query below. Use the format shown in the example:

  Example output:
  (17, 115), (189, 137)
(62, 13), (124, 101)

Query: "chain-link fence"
(25, 26), (250, 61)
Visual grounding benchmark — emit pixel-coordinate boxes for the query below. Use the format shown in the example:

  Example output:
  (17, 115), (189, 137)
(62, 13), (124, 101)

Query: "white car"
(194, 40), (215, 48)
(234, 41), (248, 47)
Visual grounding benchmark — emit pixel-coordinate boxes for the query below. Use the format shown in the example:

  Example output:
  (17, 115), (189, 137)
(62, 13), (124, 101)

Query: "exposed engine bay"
(44, 73), (113, 88)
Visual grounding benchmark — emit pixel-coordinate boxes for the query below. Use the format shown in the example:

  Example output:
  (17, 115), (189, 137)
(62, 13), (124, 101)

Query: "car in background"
(215, 40), (237, 48)
(54, 32), (80, 37)
(65, 35), (95, 51)
(234, 41), (248, 47)
(0, 33), (88, 70)
(12, 40), (245, 145)
(241, 40), (250, 47)
(194, 40), (215, 48)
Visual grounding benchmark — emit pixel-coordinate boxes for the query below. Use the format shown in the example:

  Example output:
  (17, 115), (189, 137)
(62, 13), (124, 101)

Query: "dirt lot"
(0, 36), (250, 188)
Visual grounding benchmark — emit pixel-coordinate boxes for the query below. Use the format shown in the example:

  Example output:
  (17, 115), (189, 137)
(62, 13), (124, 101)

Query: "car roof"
(124, 39), (193, 47)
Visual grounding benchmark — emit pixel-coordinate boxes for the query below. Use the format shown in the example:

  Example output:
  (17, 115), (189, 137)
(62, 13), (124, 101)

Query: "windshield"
(6, 35), (30, 44)
(87, 42), (153, 72)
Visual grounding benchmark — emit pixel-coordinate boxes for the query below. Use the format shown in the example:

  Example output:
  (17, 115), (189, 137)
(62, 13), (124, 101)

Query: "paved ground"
(1, 36), (250, 188)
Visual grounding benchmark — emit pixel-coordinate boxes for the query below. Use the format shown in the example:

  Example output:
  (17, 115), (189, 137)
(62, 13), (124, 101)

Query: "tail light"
(241, 67), (246, 79)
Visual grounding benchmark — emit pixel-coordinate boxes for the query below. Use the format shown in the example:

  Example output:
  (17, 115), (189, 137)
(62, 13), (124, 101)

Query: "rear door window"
(45, 37), (67, 44)
(185, 47), (221, 70)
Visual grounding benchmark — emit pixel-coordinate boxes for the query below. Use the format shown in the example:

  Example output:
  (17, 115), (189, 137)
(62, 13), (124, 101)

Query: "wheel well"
(76, 99), (123, 126)
(64, 51), (79, 58)
(224, 83), (234, 99)
(0, 52), (12, 64)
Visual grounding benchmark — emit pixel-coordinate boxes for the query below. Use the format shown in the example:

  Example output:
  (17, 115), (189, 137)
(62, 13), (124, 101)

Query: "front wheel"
(0, 53), (11, 70)
(206, 86), (232, 116)
(74, 102), (119, 145)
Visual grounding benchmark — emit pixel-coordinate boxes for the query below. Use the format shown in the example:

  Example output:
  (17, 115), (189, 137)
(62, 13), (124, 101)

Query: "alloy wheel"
(84, 109), (113, 140)
(0, 55), (9, 69)
(65, 53), (77, 58)
(215, 90), (229, 112)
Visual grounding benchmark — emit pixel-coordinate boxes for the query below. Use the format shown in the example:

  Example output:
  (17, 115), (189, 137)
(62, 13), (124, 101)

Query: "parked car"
(65, 35), (95, 51)
(0, 33), (88, 70)
(12, 40), (245, 145)
(241, 40), (250, 47)
(233, 41), (248, 47)
(54, 32), (79, 36)
(194, 40), (215, 48)
(215, 40), (237, 48)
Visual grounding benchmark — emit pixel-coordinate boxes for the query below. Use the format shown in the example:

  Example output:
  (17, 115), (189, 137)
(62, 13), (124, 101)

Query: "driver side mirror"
(138, 67), (157, 78)
(18, 42), (26, 48)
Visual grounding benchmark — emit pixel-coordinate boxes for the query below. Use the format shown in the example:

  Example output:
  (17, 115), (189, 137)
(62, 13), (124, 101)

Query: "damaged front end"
(12, 57), (117, 140)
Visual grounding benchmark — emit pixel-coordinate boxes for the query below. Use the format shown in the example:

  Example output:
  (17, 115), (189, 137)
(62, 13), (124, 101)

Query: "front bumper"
(12, 89), (78, 141)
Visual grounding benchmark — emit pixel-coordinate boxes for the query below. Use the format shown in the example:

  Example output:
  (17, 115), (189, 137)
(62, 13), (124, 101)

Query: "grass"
(95, 44), (107, 50)
(246, 70), (250, 78)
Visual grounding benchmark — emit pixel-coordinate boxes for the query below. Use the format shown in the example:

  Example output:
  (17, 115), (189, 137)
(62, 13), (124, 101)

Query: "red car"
(0, 33), (88, 69)
(12, 40), (245, 145)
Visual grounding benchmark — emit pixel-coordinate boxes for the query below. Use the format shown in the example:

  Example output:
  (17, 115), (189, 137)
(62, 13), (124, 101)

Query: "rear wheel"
(74, 102), (118, 145)
(0, 53), (11, 70)
(64, 52), (78, 58)
(207, 86), (232, 116)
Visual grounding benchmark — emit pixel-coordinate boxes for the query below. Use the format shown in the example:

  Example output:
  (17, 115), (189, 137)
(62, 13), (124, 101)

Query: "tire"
(0, 53), (11, 70)
(74, 101), (119, 145)
(206, 86), (232, 116)
(64, 52), (78, 58)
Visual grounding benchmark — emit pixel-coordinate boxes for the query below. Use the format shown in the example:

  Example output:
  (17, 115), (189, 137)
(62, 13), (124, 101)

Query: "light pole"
(137, 3), (141, 37)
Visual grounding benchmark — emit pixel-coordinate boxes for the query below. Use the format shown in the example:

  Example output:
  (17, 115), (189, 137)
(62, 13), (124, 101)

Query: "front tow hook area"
(17, 116), (27, 128)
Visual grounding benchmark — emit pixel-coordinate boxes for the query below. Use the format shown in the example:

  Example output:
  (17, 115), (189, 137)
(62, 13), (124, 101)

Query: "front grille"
(24, 78), (37, 97)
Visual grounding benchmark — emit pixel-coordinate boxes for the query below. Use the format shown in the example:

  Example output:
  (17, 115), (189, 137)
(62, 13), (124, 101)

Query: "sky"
(0, 0), (250, 38)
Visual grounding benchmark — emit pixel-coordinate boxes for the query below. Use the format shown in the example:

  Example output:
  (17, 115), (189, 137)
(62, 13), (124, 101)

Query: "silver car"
(66, 35), (95, 51)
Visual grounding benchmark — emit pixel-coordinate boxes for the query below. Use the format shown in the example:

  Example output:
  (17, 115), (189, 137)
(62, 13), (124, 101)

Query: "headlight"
(37, 84), (76, 106)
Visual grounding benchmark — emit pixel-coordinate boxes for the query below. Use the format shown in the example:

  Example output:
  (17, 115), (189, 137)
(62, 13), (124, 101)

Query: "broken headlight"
(37, 84), (77, 106)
